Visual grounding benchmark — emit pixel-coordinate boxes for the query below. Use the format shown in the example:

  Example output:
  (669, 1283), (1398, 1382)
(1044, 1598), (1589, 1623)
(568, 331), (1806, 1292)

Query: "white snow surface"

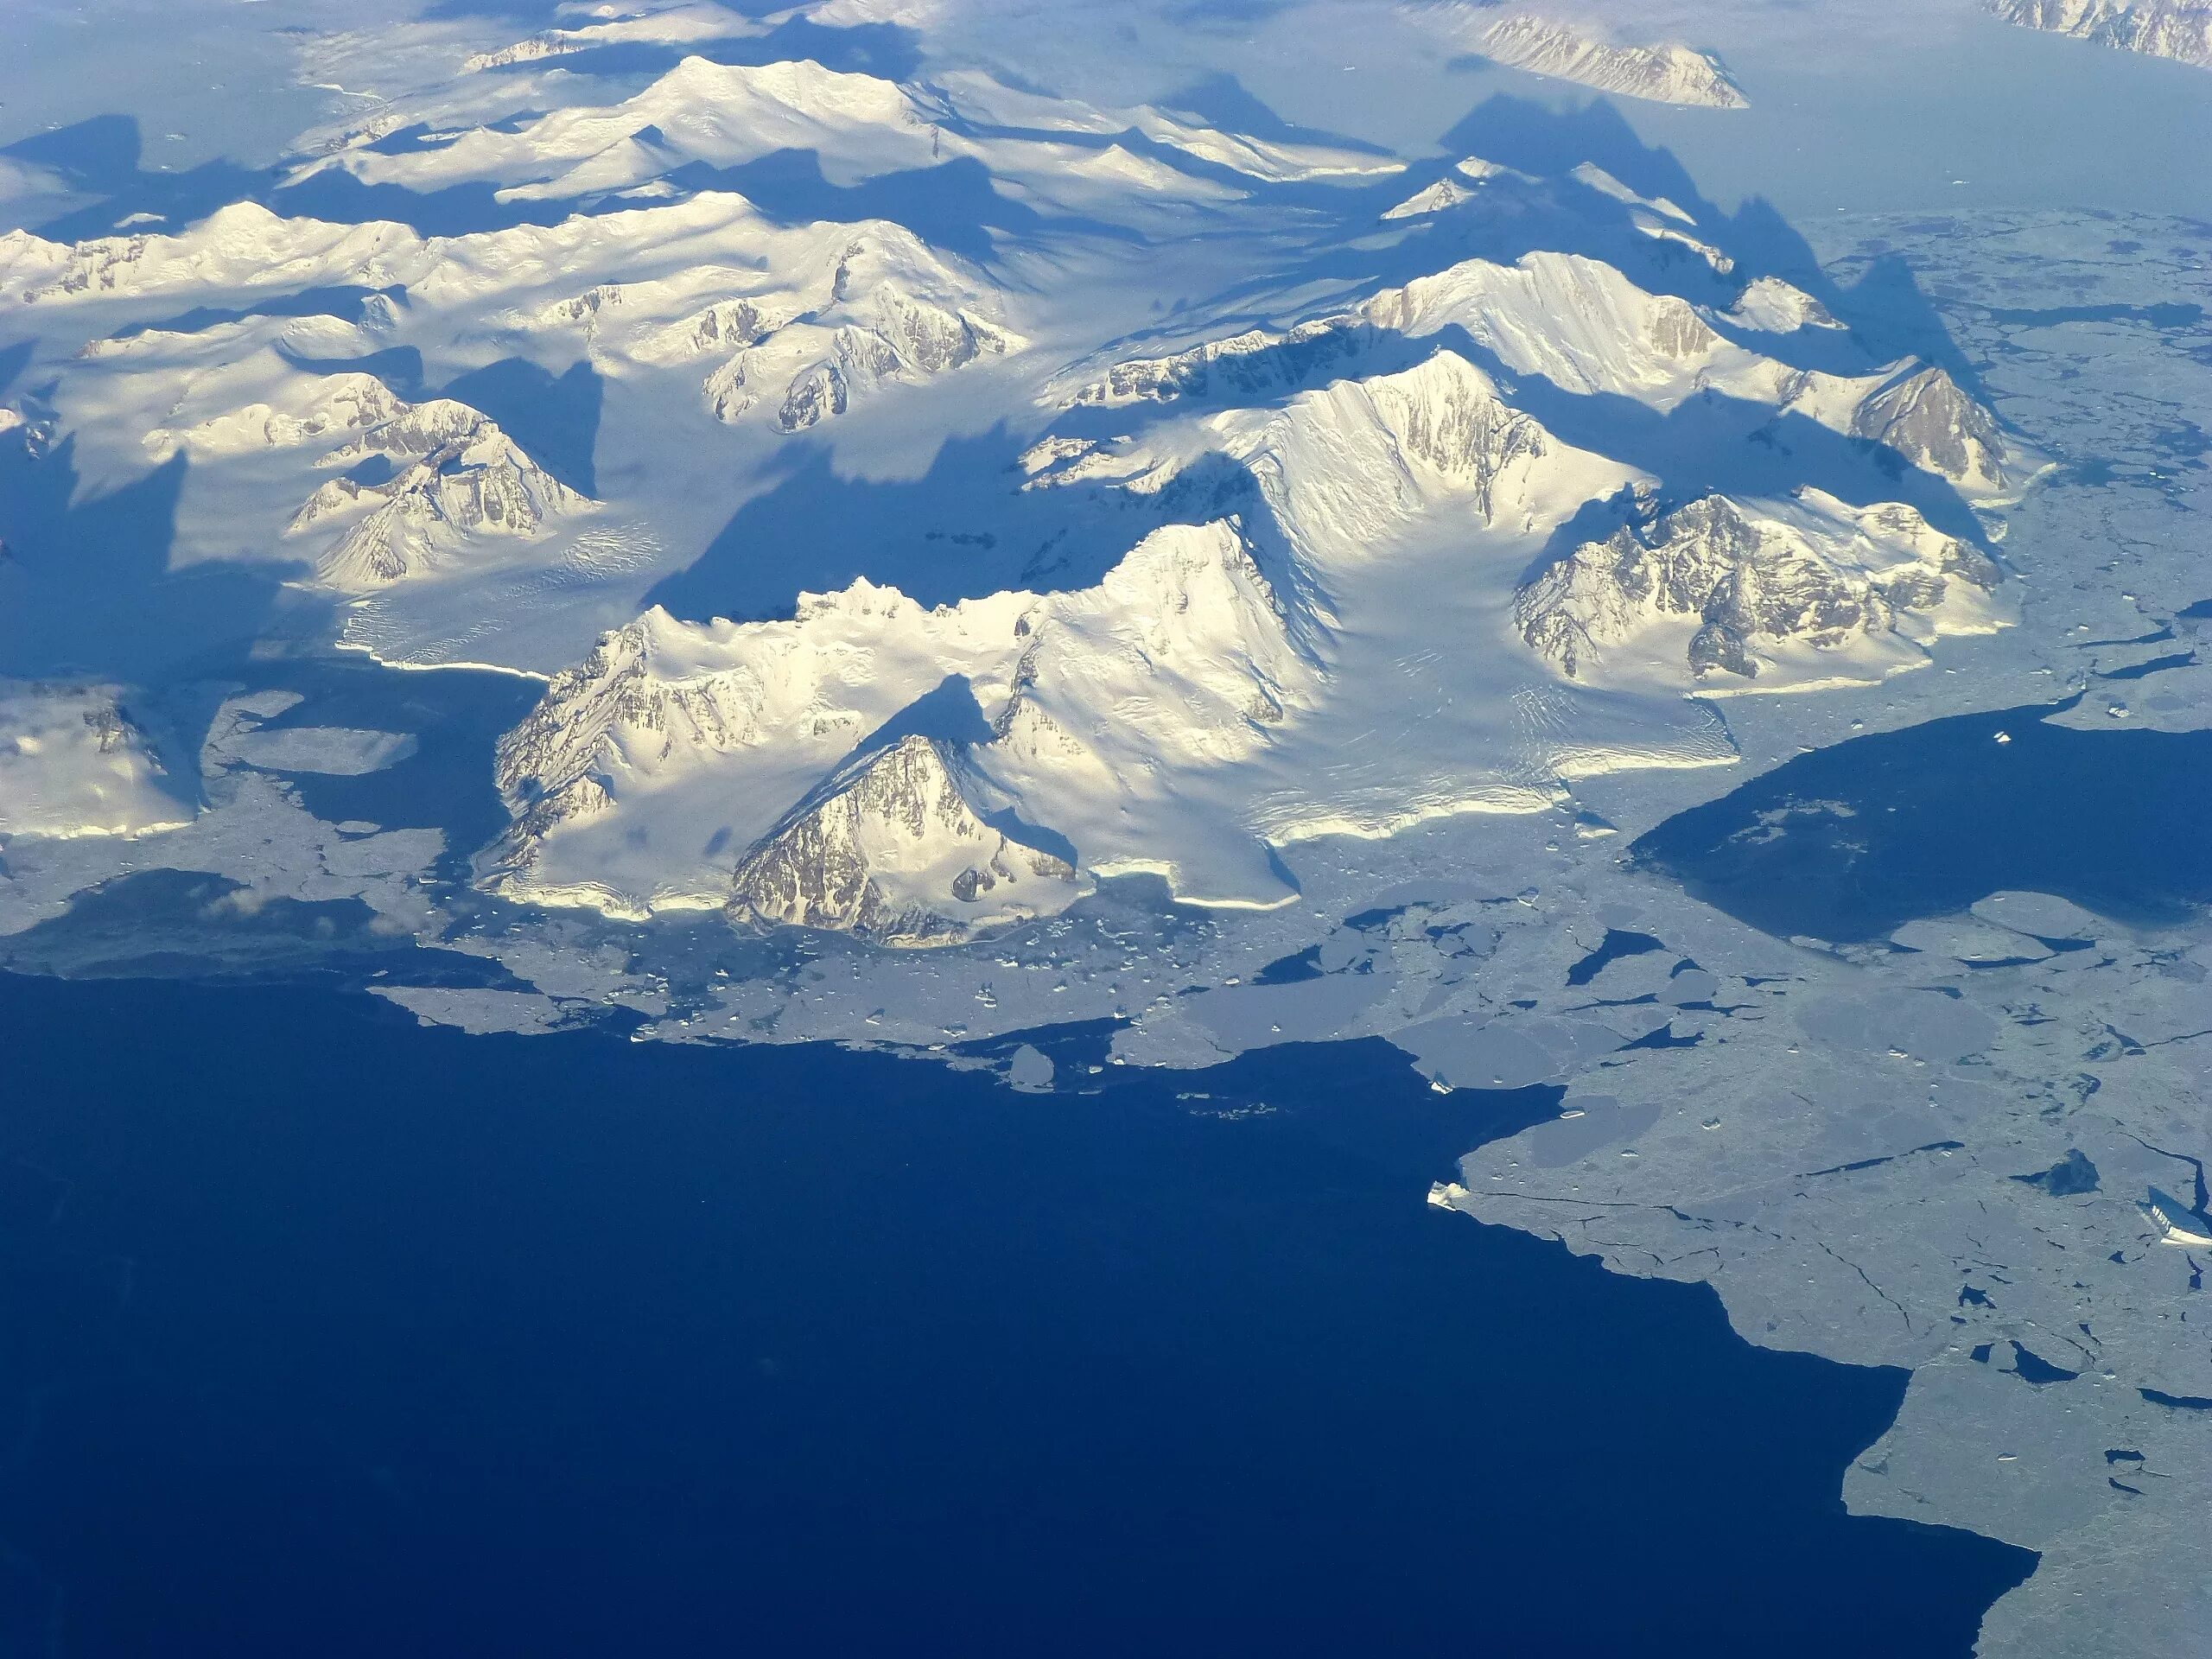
(0, 682), (190, 838)
(1411, 7), (1751, 106)
(0, 5), (2030, 936)
(1989, 0), (2212, 67)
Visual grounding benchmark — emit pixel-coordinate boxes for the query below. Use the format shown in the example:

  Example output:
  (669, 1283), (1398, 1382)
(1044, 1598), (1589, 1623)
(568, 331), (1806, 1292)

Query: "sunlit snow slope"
(0, 3), (2039, 940)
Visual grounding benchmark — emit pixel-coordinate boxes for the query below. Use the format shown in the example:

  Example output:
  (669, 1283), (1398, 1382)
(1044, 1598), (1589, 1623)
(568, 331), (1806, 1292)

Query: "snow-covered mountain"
(0, 186), (1032, 641)
(1413, 8), (1750, 107)
(143, 372), (410, 460)
(298, 54), (1396, 215)
(1990, 0), (2212, 68)
(0, 19), (2040, 944)
(728, 734), (1088, 946)
(500, 211), (1020, 430)
(969, 519), (1316, 906)
(463, 115), (2045, 943)
(1847, 364), (2017, 499)
(0, 682), (190, 839)
(289, 404), (592, 591)
(8, 193), (1022, 437)
(485, 578), (1040, 916)
(1513, 489), (2008, 690)
(484, 521), (1316, 925)
(460, 2), (763, 73)
(1202, 352), (1643, 570)
(1061, 248), (2028, 502)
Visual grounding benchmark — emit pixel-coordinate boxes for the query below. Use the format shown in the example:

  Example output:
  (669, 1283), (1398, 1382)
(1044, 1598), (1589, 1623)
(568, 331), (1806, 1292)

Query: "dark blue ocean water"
(0, 974), (2031, 1657)
(1631, 702), (2212, 942)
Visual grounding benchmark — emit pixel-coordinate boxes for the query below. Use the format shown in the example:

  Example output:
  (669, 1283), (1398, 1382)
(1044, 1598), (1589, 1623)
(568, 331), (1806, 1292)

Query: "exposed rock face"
(489, 215), (1019, 433)
(1515, 491), (2005, 685)
(1382, 177), (1477, 219)
(1476, 14), (1751, 108)
(482, 521), (1312, 930)
(1071, 251), (1738, 416)
(144, 373), (410, 458)
(1206, 351), (1636, 562)
(685, 240), (1013, 429)
(1990, 0), (2212, 67)
(288, 403), (588, 590)
(1850, 365), (2015, 496)
(480, 582), (1043, 915)
(727, 734), (1086, 946)
(489, 584), (1028, 829)
(1068, 318), (1367, 409)
(460, 3), (752, 73)
(1364, 353), (1552, 510)
(1066, 250), (2019, 500)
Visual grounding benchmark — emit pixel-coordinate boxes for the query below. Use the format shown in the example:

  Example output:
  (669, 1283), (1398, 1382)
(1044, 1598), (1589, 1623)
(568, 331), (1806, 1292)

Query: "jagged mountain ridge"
(289, 403), (592, 591)
(11, 192), (1024, 439)
(301, 54), (1399, 216)
(0, 29), (2043, 944)
(486, 577), (1040, 918)
(728, 734), (1088, 946)
(3, 186), (1031, 621)
(474, 124), (2040, 941)
(1989, 0), (2212, 67)
(1060, 247), (2026, 501)
(518, 215), (1021, 432)
(1206, 351), (1643, 575)
(1513, 489), (2008, 689)
(1480, 14), (1750, 107)
(1408, 7), (1750, 107)
(484, 521), (1315, 921)
(460, 3), (763, 73)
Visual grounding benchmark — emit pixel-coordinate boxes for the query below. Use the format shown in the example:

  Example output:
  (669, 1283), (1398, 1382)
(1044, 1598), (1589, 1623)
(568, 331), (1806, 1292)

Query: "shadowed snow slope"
(483, 521), (1318, 923)
(304, 55), (1397, 210)
(0, 31), (2037, 943)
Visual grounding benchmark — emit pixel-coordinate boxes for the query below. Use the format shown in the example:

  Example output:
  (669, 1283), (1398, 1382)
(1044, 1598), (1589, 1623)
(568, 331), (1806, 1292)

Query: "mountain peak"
(728, 733), (1086, 945)
(1514, 488), (2008, 688)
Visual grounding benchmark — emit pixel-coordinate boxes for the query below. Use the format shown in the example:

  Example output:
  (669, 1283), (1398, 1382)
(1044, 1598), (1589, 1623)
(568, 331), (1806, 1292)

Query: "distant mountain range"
(1991, 0), (2212, 67)
(0, 19), (2043, 943)
(1410, 7), (1750, 107)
